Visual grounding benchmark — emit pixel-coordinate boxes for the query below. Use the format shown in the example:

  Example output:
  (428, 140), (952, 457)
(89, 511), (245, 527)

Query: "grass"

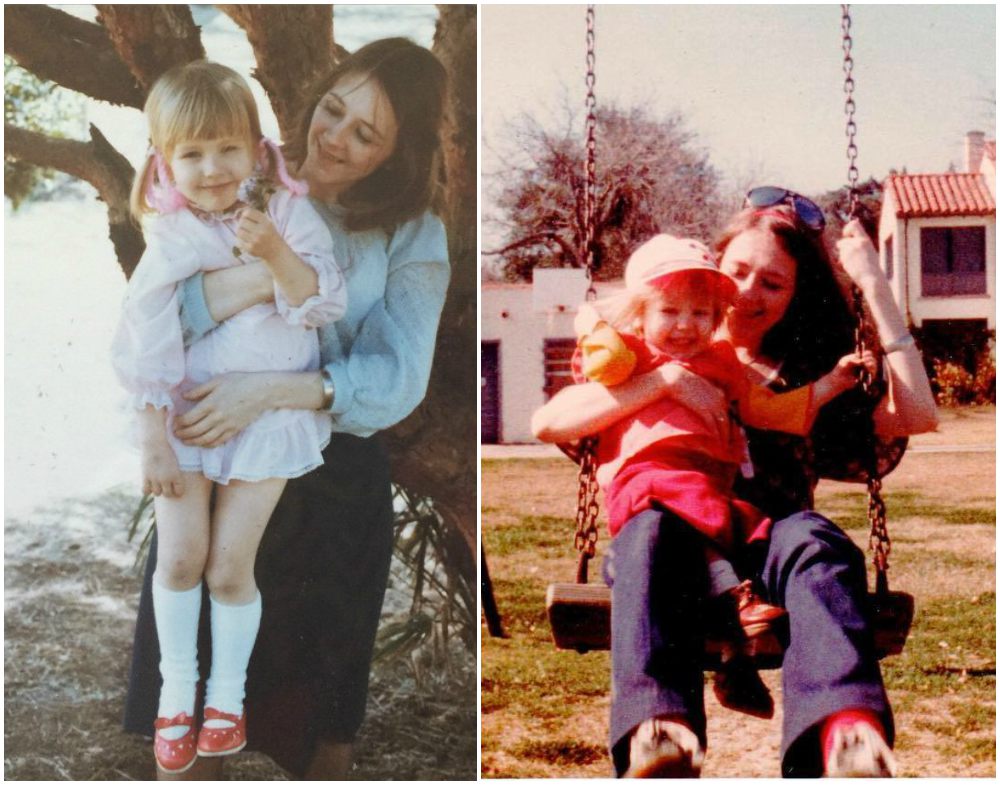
(4, 487), (476, 781)
(482, 437), (996, 778)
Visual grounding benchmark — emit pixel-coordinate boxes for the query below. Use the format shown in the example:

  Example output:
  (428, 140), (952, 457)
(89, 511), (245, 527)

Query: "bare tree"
(4, 4), (476, 575)
(486, 103), (725, 281)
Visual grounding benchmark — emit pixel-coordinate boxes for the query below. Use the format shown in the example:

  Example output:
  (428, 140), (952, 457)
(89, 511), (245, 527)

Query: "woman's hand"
(836, 219), (883, 289)
(174, 373), (273, 448)
(834, 219), (938, 436)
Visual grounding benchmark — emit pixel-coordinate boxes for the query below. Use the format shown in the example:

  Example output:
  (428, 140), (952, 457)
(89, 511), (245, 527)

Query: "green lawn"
(482, 439), (996, 778)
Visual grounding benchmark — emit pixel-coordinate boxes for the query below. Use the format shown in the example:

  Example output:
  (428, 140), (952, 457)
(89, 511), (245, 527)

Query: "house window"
(920, 226), (986, 296)
(884, 236), (893, 280)
(543, 338), (577, 400)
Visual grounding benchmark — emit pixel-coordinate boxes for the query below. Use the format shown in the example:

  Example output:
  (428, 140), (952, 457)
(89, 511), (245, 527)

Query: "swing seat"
(546, 582), (913, 663)
(869, 589), (914, 657)
(545, 581), (787, 668)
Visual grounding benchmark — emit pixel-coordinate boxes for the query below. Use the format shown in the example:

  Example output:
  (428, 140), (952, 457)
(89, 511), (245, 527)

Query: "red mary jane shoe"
(153, 712), (198, 773)
(197, 707), (247, 757)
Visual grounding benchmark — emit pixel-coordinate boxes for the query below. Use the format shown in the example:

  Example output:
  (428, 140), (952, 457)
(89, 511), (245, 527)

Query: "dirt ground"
(3, 488), (476, 781)
(481, 406), (996, 778)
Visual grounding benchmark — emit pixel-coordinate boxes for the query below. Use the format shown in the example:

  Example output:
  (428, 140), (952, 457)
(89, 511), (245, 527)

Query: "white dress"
(111, 189), (346, 484)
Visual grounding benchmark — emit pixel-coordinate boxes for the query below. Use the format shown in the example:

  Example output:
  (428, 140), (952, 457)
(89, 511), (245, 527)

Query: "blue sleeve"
(178, 272), (219, 347)
(324, 212), (450, 436)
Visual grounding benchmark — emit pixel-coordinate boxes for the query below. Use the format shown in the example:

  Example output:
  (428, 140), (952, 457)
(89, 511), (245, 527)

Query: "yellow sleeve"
(738, 383), (815, 436)
(580, 322), (637, 387)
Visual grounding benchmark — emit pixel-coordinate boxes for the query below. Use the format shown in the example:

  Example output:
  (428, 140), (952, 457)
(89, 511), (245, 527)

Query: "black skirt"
(123, 433), (395, 776)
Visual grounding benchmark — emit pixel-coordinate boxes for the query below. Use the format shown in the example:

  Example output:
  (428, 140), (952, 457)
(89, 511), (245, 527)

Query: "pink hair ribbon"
(258, 137), (309, 196)
(145, 148), (189, 214)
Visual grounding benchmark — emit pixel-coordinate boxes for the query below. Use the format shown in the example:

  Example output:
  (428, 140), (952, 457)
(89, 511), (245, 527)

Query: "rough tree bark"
(94, 5), (205, 91)
(4, 4), (478, 578)
(5, 122), (143, 274)
(4, 5), (144, 108)
(218, 6), (337, 142)
(385, 4), (477, 568)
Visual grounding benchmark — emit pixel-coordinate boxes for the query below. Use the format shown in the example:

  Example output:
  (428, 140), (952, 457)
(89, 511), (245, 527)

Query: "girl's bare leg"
(153, 472), (213, 590)
(202, 477), (286, 749)
(205, 477), (286, 604)
(150, 473), (213, 773)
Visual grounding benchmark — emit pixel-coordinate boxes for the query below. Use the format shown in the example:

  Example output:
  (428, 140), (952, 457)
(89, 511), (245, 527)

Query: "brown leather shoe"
(731, 580), (787, 638)
(712, 650), (774, 719)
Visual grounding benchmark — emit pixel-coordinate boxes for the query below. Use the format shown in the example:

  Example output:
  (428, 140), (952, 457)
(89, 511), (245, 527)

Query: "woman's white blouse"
(180, 202), (451, 438)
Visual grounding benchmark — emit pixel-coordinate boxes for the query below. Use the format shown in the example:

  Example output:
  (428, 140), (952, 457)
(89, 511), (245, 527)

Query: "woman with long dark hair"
(533, 191), (936, 777)
(124, 38), (453, 779)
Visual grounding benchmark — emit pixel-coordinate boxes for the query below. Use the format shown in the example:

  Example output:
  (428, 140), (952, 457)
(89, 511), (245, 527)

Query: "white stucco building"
(481, 270), (617, 443)
(877, 132), (996, 329)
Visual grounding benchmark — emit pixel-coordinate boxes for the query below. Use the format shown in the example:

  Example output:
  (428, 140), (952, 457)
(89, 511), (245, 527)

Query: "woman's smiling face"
(302, 73), (399, 200)
(719, 228), (798, 350)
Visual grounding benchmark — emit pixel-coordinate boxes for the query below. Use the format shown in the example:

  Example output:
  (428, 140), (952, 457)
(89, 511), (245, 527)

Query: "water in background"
(4, 6), (440, 519)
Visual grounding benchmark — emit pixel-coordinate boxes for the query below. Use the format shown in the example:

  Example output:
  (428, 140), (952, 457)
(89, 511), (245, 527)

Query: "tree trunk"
(218, 6), (336, 143)
(4, 3), (479, 579)
(94, 5), (204, 91)
(5, 122), (144, 276)
(385, 6), (477, 569)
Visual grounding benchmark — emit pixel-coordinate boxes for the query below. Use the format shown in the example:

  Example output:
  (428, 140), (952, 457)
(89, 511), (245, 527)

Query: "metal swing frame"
(545, 4), (914, 663)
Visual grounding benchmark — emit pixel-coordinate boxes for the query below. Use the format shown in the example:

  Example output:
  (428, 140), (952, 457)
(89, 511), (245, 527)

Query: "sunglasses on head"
(744, 186), (826, 232)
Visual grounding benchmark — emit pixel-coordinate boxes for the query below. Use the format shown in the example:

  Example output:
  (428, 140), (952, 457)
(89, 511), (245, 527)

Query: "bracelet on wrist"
(883, 333), (916, 354)
(320, 369), (335, 410)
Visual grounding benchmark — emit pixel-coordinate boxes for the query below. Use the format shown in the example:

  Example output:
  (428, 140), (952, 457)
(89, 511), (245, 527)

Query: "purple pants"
(603, 507), (893, 777)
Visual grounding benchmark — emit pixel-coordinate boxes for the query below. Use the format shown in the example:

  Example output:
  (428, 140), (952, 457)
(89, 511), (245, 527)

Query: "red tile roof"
(985, 141), (996, 163)
(884, 173), (995, 218)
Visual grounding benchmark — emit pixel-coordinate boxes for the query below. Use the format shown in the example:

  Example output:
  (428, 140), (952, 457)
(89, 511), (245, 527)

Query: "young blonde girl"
(561, 235), (874, 750)
(111, 61), (346, 773)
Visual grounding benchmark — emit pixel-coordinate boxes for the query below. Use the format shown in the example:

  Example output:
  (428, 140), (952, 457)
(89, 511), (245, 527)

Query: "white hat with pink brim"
(624, 233), (737, 302)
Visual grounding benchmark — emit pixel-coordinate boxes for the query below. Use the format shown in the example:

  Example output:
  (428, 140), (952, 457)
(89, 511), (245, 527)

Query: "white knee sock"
(152, 581), (202, 727)
(204, 592), (262, 723)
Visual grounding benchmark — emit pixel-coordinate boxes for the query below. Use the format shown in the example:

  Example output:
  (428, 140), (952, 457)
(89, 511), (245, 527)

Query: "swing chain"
(583, 4), (598, 299)
(573, 438), (601, 582)
(844, 3), (891, 591)
(841, 4), (860, 218)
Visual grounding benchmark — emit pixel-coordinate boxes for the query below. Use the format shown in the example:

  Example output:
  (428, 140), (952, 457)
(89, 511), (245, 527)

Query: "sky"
(482, 4), (996, 242)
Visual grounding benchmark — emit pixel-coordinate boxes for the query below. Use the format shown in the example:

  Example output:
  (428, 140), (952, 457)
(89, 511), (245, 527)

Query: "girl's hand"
(236, 208), (287, 263)
(836, 219), (883, 289)
(661, 363), (730, 442)
(174, 373), (271, 448)
(829, 350), (879, 394)
(141, 440), (185, 497)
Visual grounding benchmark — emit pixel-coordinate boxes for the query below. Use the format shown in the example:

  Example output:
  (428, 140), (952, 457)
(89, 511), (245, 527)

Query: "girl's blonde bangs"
(147, 64), (261, 155)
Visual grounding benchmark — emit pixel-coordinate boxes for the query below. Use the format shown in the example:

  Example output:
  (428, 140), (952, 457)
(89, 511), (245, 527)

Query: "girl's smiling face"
(167, 136), (254, 213)
(302, 73), (399, 200)
(719, 228), (798, 350)
(640, 285), (719, 360)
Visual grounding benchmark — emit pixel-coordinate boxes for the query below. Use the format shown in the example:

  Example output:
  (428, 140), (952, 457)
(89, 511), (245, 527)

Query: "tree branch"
(217, 5), (336, 142)
(4, 5), (144, 107)
(5, 122), (145, 277)
(94, 4), (205, 91)
(483, 231), (560, 257)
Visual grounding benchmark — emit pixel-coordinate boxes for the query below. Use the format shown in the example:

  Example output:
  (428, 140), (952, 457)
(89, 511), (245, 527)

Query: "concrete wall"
(481, 279), (618, 443)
